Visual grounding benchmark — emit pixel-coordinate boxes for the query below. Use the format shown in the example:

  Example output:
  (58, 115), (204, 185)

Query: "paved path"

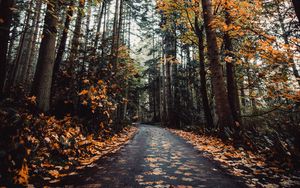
(57, 125), (246, 187)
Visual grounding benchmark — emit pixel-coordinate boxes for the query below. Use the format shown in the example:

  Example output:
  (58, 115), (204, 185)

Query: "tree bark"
(165, 29), (176, 127)
(31, 0), (59, 112)
(21, 0), (42, 89)
(0, 0), (15, 97)
(224, 9), (241, 123)
(201, 0), (234, 131)
(94, 0), (106, 51)
(25, 0), (42, 85)
(292, 0), (300, 23)
(69, 0), (85, 67)
(195, 18), (214, 129)
(111, 0), (120, 70)
(13, 1), (34, 87)
(53, 0), (75, 78)
(114, 0), (124, 66)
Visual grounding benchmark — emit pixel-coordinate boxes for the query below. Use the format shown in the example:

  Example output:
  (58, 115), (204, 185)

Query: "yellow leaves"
(41, 162), (53, 168)
(83, 79), (89, 84)
(79, 89), (89, 96)
(97, 79), (104, 85)
(224, 56), (233, 63)
(170, 129), (293, 187)
(27, 96), (37, 104)
(82, 100), (88, 106)
(90, 86), (97, 93)
(250, 91), (257, 97)
(99, 94), (106, 100)
(13, 162), (29, 185)
(103, 110), (110, 118)
(48, 169), (60, 179)
(99, 122), (105, 129)
(256, 160), (265, 167)
(79, 0), (85, 5)
(123, 98), (129, 104)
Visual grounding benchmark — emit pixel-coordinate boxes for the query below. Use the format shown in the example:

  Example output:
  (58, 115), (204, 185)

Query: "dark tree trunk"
(165, 30), (176, 127)
(224, 10), (241, 123)
(0, 0), (15, 97)
(21, 0), (42, 90)
(13, 1), (34, 87)
(69, 0), (85, 66)
(173, 58), (180, 127)
(114, 0), (124, 64)
(111, 0), (120, 70)
(31, 0), (59, 112)
(201, 0), (234, 132)
(53, 0), (75, 78)
(161, 54), (167, 125)
(94, 1), (106, 50)
(51, 0), (75, 104)
(195, 18), (214, 129)
(25, 0), (42, 85)
(292, 0), (300, 23)
(101, 1), (109, 60)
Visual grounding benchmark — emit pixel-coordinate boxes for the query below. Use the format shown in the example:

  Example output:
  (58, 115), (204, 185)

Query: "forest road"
(56, 124), (246, 188)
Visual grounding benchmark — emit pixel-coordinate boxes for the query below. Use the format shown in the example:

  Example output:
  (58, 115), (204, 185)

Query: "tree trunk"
(94, 1), (106, 51)
(161, 54), (167, 125)
(101, 1), (109, 60)
(53, 0), (75, 78)
(111, 0), (120, 70)
(292, 0), (300, 23)
(14, 1), (34, 87)
(114, 0), (124, 65)
(0, 0), (15, 97)
(201, 0), (234, 132)
(163, 14), (177, 127)
(195, 18), (214, 129)
(224, 9), (241, 123)
(31, 0), (59, 112)
(25, 0), (42, 85)
(22, 0), (42, 90)
(69, 0), (85, 66)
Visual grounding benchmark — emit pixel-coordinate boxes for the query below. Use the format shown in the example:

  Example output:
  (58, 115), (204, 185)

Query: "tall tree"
(25, 0), (42, 85)
(0, 0), (15, 97)
(31, 0), (59, 112)
(69, 0), (85, 66)
(111, 0), (120, 70)
(53, 0), (75, 78)
(94, 0), (106, 51)
(12, 1), (34, 87)
(223, 5), (241, 123)
(194, 17), (214, 128)
(164, 26), (176, 127)
(201, 0), (234, 132)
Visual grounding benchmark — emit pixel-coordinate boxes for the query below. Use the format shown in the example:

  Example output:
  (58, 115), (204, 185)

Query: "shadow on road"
(52, 124), (246, 188)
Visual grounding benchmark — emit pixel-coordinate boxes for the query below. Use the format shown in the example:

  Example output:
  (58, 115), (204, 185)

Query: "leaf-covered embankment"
(170, 129), (300, 187)
(0, 104), (138, 186)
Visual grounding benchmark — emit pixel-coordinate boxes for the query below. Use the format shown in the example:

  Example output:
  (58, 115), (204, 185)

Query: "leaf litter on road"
(170, 129), (300, 187)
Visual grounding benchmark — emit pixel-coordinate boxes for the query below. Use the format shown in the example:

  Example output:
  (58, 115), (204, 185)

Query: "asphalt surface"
(56, 124), (246, 188)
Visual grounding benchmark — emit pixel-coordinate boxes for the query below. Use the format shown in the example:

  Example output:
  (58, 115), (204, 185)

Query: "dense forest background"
(0, 0), (300, 186)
